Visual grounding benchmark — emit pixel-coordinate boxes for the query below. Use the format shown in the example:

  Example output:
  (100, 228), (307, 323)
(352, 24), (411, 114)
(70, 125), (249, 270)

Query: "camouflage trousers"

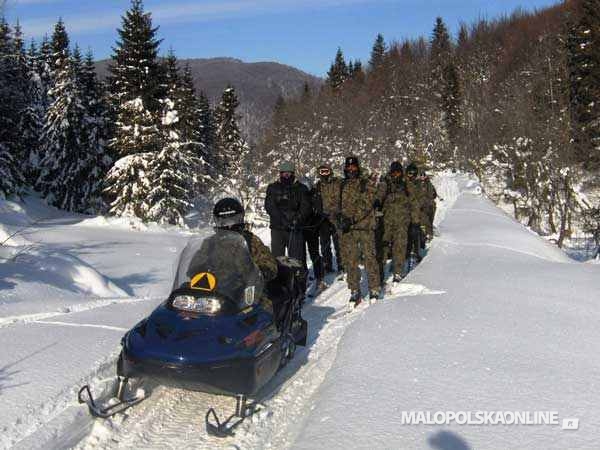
(383, 222), (409, 276)
(424, 204), (436, 236)
(340, 229), (381, 293)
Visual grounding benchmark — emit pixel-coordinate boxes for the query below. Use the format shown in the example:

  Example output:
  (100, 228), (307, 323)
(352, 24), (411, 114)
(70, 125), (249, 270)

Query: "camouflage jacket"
(406, 179), (427, 225)
(339, 176), (377, 231)
(421, 178), (437, 206)
(378, 177), (412, 236)
(315, 177), (341, 217)
(242, 230), (278, 282)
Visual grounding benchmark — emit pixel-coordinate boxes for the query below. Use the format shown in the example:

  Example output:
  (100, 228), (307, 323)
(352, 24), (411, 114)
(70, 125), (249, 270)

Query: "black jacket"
(265, 180), (312, 231)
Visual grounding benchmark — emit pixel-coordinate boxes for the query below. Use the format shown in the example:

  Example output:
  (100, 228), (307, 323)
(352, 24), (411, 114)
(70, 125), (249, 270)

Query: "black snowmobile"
(78, 230), (308, 437)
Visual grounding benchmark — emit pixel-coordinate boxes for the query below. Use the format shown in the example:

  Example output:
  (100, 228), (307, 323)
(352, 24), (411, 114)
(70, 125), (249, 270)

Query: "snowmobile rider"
(337, 156), (382, 306)
(314, 164), (343, 274)
(265, 161), (312, 266)
(419, 169), (438, 239)
(213, 197), (278, 283)
(377, 161), (413, 283)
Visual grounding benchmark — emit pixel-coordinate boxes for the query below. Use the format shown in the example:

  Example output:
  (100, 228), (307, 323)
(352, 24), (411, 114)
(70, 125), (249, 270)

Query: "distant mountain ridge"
(95, 57), (322, 143)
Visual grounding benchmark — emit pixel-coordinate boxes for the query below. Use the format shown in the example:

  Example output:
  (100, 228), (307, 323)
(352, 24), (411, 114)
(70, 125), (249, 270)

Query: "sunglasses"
(280, 171), (293, 178)
(319, 168), (332, 176)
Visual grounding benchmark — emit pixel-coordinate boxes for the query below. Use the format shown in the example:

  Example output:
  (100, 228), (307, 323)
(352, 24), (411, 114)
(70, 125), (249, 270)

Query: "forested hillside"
(260, 0), (600, 250)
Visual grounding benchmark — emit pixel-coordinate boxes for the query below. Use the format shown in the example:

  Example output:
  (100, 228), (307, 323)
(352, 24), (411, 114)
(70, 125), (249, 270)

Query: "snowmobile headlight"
(172, 295), (222, 314)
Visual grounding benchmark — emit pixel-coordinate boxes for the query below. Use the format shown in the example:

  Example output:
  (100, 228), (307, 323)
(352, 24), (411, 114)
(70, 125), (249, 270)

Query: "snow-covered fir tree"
(197, 90), (216, 170)
(368, 34), (386, 72)
(107, 0), (163, 159)
(0, 19), (25, 196)
(37, 44), (90, 211)
(214, 85), (249, 183)
(142, 49), (200, 224)
(327, 48), (349, 90)
(15, 26), (44, 185)
(105, 0), (163, 218)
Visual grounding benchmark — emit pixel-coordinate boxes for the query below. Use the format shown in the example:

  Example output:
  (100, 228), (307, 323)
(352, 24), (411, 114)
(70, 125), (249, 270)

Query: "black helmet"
(406, 162), (418, 177)
(213, 198), (244, 229)
(390, 161), (403, 174)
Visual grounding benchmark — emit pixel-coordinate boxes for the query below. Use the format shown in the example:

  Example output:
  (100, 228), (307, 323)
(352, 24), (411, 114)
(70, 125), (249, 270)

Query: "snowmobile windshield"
(172, 230), (264, 312)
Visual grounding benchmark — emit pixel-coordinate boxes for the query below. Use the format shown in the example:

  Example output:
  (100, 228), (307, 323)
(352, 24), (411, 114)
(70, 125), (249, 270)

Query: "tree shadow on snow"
(428, 430), (472, 450)
(0, 341), (58, 395)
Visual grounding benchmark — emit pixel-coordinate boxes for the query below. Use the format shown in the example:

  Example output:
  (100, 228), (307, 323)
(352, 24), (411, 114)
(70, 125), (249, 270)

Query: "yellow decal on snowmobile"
(190, 272), (217, 291)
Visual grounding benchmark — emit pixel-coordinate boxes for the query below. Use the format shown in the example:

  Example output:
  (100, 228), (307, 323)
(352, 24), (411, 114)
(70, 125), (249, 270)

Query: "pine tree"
(197, 90), (216, 169)
(214, 85), (248, 183)
(369, 33), (386, 72)
(37, 43), (92, 211)
(107, 0), (163, 159)
(49, 18), (69, 75)
(327, 47), (349, 90)
(567, 0), (600, 168)
(0, 19), (25, 196)
(430, 17), (452, 97)
(15, 26), (44, 185)
(350, 60), (365, 83)
(79, 49), (111, 211)
(442, 61), (463, 154)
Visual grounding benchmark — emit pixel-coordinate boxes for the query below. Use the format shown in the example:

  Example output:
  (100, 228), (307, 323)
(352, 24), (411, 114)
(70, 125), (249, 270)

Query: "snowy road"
(293, 187), (600, 450)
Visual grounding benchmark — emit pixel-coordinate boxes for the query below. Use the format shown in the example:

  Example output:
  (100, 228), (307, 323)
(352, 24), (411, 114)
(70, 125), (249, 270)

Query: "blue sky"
(3, 0), (561, 76)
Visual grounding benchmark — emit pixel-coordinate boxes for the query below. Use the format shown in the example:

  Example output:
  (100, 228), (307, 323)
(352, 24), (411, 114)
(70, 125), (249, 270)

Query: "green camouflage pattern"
(406, 178), (427, 225)
(243, 230), (278, 282)
(339, 177), (377, 231)
(315, 176), (342, 217)
(340, 229), (381, 292)
(378, 176), (411, 274)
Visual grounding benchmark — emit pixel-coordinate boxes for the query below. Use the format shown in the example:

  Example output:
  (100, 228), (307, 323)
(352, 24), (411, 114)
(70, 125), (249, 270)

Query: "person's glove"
(375, 210), (384, 218)
(336, 213), (353, 233)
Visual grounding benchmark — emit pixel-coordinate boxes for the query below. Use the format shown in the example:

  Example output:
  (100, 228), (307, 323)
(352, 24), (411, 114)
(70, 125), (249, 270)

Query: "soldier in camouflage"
(314, 164), (343, 273)
(405, 162), (427, 261)
(419, 169), (438, 239)
(336, 156), (381, 306)
(377, 161), (415, 282)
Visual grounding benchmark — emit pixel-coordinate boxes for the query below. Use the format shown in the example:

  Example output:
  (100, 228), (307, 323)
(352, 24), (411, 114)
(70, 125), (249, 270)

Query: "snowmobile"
(78, 230), (308, 437)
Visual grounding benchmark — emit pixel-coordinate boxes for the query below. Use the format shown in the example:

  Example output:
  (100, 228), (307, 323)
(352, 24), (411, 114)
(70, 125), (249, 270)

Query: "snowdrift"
(292, 173), (600, 450)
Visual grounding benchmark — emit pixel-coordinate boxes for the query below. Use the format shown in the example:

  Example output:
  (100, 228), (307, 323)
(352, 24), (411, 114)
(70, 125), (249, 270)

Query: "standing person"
(299, 177), (326, 291)
(378, 162), (413, 283)
(419, 169), (438, 239)
(265, 161), (311, 265)
(405, 162), (427, 261)
(314, 164), (343, 274)
(337, 156), (381, 307)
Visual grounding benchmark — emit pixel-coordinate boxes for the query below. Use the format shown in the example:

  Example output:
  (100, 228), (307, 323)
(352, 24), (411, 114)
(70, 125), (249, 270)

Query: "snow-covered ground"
(1, 173), (599, 449)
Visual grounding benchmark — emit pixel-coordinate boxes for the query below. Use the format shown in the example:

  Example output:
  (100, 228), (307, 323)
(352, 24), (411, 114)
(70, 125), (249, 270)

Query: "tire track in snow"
(0, 296), (161, 329)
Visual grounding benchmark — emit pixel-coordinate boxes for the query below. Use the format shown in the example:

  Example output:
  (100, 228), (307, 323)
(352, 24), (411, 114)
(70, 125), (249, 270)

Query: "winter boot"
(393, 273), (404, 283)
(369, 290), (379, 304)
(348, 290), (362, 310)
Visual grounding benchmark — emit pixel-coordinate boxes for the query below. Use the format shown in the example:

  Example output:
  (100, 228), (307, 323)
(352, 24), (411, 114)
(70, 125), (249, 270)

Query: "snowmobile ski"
(77, 379), (145, 419)
(205, 394), (263, 438)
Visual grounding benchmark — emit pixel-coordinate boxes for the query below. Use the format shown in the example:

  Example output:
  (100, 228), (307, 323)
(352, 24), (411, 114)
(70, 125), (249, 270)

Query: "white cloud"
(16, 0), (381, 37)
